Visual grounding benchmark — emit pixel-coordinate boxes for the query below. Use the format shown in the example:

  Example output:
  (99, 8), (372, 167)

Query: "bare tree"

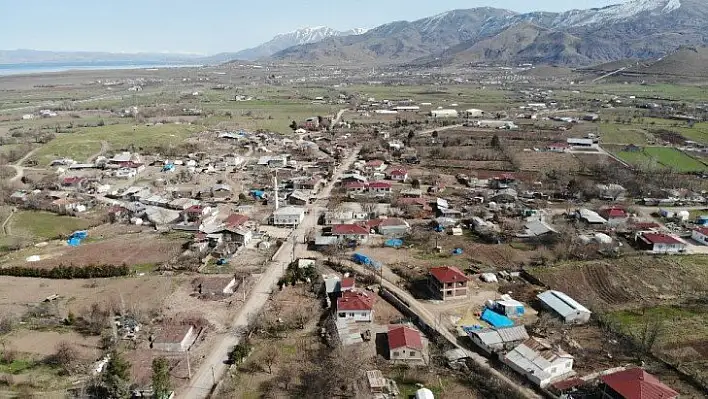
(260, 346), (280, 374)
(47, 342), (78, 375)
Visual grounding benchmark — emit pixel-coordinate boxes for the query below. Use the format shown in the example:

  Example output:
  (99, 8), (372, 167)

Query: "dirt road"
(8, 147), (40, 183)
(180, 145), (361, 399)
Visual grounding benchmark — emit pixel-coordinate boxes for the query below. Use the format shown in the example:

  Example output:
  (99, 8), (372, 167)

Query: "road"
(345, 261), (542, 399)
(8, 147), (40, 183)
(181, 145), (361, 399)
(419, 123), (463, 137)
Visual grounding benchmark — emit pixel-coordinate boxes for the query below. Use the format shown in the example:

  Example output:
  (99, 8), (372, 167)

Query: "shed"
(537, 290), (591, 324)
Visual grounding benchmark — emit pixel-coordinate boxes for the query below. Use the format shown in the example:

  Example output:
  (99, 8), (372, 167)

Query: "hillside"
(267, 0), (708, 67)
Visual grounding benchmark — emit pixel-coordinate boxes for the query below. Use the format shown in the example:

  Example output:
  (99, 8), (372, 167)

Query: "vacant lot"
(32, 123), (198, 165)
(512, 151), (582, 172)
(8, 211), (93, 240)
(599, 124), (648, 145)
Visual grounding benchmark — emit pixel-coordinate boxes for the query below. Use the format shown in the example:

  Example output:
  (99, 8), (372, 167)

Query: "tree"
(228, 342), (252, 365)
(100, 350), (131, 399)
(407, 130), (415, 142)
(151, 356), (171, 399)
(491, 134), (501, 148)
(289, 120), (298, 131)
(47, 342), (77, 375)
(431, 130), (438, 139)
(410, 179), (421, 189)
(261, 346), (280, 374)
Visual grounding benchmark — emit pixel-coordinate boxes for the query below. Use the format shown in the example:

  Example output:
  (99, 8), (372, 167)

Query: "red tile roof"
(389, 168), (408, 176)
(337, 291), (375, 311)
(368, 181), (392, 189)
(695, 227), (708, 236)
(495, 173), (515, 181)
(224, 213), (249, 227)
(62, 176), (84, 185)
(366, 160), (384, 167)
(185, 205), (203, 214)
(601, 207), (628, 219)
(388, 325), (423, 351)
(429, 266), (468, 284)
(379, 218), (408, 227)
(601, 368), (678, 399)
(640, 233), (683, 245)
(341, 278), (355, 290)
(332, 224), (369, 236)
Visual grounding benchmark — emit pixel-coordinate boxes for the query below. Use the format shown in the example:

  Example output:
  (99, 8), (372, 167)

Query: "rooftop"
(600, 368), (678, 399)
(640, 232), (684, 245)
(429, 266), (468, 284)
(388, 325), (423, 351)
(332, 224), (369, 235)
(537, 290), (591, 318)
(337, 291), (375, 311)
(469, 325), (529, 347)
(153, 324), (194, 344)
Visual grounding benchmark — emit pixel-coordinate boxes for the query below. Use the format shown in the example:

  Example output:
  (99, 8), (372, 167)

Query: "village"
(1, 60), (708, 399)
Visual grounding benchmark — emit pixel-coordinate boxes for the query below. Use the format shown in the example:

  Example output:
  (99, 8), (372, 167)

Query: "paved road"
(180, 145), (361, 399)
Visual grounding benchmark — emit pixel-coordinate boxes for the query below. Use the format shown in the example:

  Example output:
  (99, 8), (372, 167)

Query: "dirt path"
(8, 146), (40, 183)
(88, 140), (109, 162)
(1, 209), (14, 235)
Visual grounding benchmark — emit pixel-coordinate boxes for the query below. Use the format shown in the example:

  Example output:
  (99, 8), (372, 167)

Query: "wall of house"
(652, 243), (686, 253)
(273, 213), (304, 225)
(691, 231), (708, 245)
(390, 347), (424, 362)
(337, 309), (372, 323)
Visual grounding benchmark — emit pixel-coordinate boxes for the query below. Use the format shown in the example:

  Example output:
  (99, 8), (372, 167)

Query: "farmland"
(8, 211), (93, 240)
(608, 145), (706, 172)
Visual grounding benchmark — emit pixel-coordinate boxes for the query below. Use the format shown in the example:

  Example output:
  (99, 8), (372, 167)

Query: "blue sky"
(0, 0), (621, 54)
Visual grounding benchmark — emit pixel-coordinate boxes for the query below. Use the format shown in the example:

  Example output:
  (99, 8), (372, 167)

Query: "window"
(409, 351), (416, 356)
(392, 351), (399, 357)
(338, 313), (345, 318)
(349, 313), (354, 317)
(446, 290), (452, 296)
(361, 312), (367, 317)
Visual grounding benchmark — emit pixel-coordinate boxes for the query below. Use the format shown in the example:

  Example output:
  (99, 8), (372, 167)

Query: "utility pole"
(211, 365), (216, 386)
(186, 351), (192, 379)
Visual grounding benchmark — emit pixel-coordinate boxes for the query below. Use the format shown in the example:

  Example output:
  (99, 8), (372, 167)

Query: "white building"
(430, 109), (459, 118)
(503, 337), (574, 388)
(152, 325), (197, 352)
(537, 290), (592, 324)
(465, 108), (485, 118)
(336, 291), (374, 323)
(271, 206), (305, 226)
(691, 227), (708, 245)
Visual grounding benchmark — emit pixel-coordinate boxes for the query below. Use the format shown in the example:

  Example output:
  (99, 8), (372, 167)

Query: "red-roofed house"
(331, 224), (370, 242)
(341, 277), (355, 292)
(365, 160), (386, 172)
(345, 181), (367, 193)
(428, 266), (469, 300)
(600, 368), (678, 399)
(547, 142), (570, 153)
(600, 207), (629, 226)
(368, 181), (392, 194)
(388, 168), (409, 182)
(636, 232), (686, 254)
(691, 227), (708, 246)
(224, 213), (249, 228)
(388, 325), (425, 364)
(336, 291), (375, 322)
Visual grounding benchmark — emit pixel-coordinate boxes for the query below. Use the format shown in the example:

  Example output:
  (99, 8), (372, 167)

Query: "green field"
(9, 211), (92, 240)
(32, 122), (198, 165)
(599, 124), (648, 144)
(611, 146), (706, 172)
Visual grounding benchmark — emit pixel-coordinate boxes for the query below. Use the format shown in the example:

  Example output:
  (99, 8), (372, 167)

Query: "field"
(598, 123), (648, 145)
(31, 122), (199, 165)
(609, 146), (706, 172)
(8, 211), (93, 240)
(512, 151), (582, 172)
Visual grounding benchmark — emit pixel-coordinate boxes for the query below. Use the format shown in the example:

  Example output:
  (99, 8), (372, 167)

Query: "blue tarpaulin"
(434, 225), (444, 232)
(352, 253), (382, 270)
(462, 325), (483, 335)
(67, 238), (81, 247)
(384, 238), (403, 248)
(452, 248), (463, 255)
(250, 190), (266, 199)
(481, 308), (514, 328)
(67, 230), (88, 247)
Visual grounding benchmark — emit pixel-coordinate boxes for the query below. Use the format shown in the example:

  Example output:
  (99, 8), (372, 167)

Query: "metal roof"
(470, 326), (529, 346)
(577, 208), (607, 224)
(537, 290), (591, 318)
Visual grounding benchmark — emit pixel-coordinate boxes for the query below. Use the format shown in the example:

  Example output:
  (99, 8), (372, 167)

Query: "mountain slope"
(216, 26), (368, 61)
(268, 0), (708, 66)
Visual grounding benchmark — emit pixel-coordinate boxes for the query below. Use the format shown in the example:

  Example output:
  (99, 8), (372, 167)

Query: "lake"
(0, 61), (202, 76)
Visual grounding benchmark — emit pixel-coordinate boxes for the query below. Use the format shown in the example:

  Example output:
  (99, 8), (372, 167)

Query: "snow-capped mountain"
(224, 26), (368, 61)
(269, 0), (708, 66)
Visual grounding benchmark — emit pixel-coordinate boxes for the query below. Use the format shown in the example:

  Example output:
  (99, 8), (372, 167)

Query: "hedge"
(0, 264), (130, 279)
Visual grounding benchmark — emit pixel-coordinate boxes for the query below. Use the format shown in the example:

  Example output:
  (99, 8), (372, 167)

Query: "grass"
(9, 211), (92, 240)
(32, 122), (198, 165)
(0, 359), (35, 375)
(605, 304), (708, 347)
(599, 123), (648, 145)
(643, 147), (706, 172)
(131, 263), (156, 274)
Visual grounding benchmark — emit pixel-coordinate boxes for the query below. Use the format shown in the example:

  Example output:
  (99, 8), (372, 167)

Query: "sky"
(0, 0), (622, 55)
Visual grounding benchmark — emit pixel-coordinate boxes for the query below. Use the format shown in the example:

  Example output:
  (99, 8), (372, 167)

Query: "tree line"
(0, 264), (130, 279)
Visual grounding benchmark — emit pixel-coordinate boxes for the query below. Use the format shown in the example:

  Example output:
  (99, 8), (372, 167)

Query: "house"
(224, 213), (249, 229)
(600, 368), (678, 399)
(503, 337), (574, 388)
(400, 188), (423, 198)
(519, 220), (558, 238)
(372, 218), (410, 237)
(428, 266), (469, 301)
(288, 190), (310, 206)
(467, 325), (529, 355)
(567, 138), (596, 148)
(576, 208), (607, 225)
(636, 232), (686, 254)
(152, 324), (198, 352)
(597, 184), (627, 201)
(196, 277), (238, 296)
(547, 142), (569, 153)
(691, 227), (708, 245)
(221, 226), (253, 245)
(271, 206), (305, 226)
(324, 209), (368, 225)
(388, 168), (408, 182)
(368, 182), (392, 195)
(51, 198), (87, 213)
(599, 207), (628, 226)
(341, 277), (355, 292)
(62, 176), (86, 187)
(365, 159), (386, 172)
(345, 181), (367, 194)
(537, 290), (592, 324)
(491, 294), (526, 318)
(388, 325), (425, 364)
(211, 184), (232, 198)
(331, 224), (370, 242)
(430, 109), (459, 118)
(336, 291), (375, 323)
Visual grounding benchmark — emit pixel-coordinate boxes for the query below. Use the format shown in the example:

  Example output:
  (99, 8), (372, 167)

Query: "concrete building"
(503, 337), (574, 388)
(271, 206), (305, 226)
(691, 227), (708, 245)
(430, 109), (459, 118)
(152, 325), (197, 352)
(636, 232), (687, 254)
(428, 266), (469, 300)
(537, 290), (592, 324)
(388, 325), (425, 364)
(336, 291), (375, 323)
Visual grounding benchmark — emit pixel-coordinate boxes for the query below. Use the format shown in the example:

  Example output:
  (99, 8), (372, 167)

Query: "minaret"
(273, 172), (279, 210)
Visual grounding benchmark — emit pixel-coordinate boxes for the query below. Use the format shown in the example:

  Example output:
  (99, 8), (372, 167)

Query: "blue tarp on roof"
(481, 308), (514, 328)
(384, 238), (403, 248)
